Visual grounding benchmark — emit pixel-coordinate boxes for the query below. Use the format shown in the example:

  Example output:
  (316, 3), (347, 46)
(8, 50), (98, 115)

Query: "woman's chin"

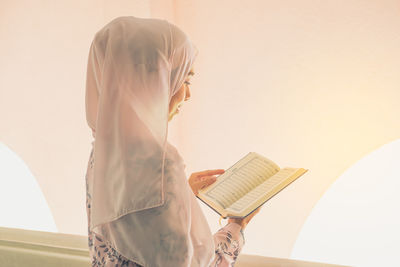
(168, 113), (176, 121)
(168, 110), (179, 121)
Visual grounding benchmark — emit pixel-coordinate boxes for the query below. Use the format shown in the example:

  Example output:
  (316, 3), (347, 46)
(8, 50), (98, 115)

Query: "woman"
(84, 16), (260, 267)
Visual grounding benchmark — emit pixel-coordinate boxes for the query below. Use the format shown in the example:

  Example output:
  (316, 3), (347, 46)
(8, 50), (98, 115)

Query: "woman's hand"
(228, 206), (261, 231)
(188, 169), (225, 196)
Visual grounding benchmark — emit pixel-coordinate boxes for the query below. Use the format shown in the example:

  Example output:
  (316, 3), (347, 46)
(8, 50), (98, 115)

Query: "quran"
(196, 152), (308, 218)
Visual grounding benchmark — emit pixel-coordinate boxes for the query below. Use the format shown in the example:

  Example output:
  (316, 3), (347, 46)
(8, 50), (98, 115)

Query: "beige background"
(1, 0), (399, 259)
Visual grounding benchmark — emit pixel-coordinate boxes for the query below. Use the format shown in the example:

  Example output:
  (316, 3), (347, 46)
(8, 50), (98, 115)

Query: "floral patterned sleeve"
(210, 222), (245, 267)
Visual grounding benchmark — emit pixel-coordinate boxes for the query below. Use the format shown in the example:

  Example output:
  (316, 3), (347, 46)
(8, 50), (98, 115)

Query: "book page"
(202, 152), (280, 209)
(226, 167), (301, 212)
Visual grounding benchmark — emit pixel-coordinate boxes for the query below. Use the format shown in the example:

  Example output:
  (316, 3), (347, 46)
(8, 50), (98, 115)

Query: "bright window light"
(0, 142), (57, 232)
(291, 139), (400, 267)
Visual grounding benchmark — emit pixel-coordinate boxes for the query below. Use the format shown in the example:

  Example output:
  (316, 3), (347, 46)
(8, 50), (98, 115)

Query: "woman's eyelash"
(184, 81), (191, 85)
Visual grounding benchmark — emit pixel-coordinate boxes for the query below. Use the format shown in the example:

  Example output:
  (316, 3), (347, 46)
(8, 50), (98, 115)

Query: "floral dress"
(85, 150), (245, 267)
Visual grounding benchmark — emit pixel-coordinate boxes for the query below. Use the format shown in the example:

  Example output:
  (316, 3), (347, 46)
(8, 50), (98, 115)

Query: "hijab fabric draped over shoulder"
(85, 16), (216, 266)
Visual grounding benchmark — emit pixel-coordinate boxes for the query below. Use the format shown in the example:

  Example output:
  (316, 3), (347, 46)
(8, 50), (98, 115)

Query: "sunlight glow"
(291, 139), (400, 267)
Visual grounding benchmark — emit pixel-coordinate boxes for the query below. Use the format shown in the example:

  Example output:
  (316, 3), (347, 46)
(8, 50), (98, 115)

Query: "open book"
(196, 152), (308, 219)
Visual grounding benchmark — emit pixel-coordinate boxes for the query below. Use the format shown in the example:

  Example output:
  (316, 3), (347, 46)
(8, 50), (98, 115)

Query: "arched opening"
(291, 139), (400, 267)
(0, 142), (57, 232)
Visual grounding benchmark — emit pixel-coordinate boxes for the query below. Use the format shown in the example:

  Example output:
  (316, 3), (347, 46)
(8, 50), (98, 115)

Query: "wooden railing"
(0, 226), (348, 267)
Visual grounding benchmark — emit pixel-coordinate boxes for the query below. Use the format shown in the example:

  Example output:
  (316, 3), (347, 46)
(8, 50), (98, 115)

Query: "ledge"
(0, 226), (348, 267)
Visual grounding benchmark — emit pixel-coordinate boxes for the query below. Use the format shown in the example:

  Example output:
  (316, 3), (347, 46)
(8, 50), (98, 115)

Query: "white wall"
(1, 0), (399, 260)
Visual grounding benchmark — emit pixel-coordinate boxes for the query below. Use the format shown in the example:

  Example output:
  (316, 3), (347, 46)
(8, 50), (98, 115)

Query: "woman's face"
(168, 68), (194, 121)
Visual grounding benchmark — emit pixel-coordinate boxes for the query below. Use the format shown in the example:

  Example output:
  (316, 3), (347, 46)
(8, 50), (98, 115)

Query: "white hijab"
(85, 16), (215, 266)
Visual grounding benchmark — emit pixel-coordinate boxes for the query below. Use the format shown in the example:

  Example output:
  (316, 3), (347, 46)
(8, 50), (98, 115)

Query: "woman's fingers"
(196, 176), (217, 189)
(190, 175), (218, 196)
(246, 206), (261, 221)
(189, 170), (224, 196)
(191, 169), (225, 180)
(199, 174), (218, 181)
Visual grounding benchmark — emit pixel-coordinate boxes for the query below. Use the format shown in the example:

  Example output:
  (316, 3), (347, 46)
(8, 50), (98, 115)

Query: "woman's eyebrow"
(188, 70), (195, 76)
